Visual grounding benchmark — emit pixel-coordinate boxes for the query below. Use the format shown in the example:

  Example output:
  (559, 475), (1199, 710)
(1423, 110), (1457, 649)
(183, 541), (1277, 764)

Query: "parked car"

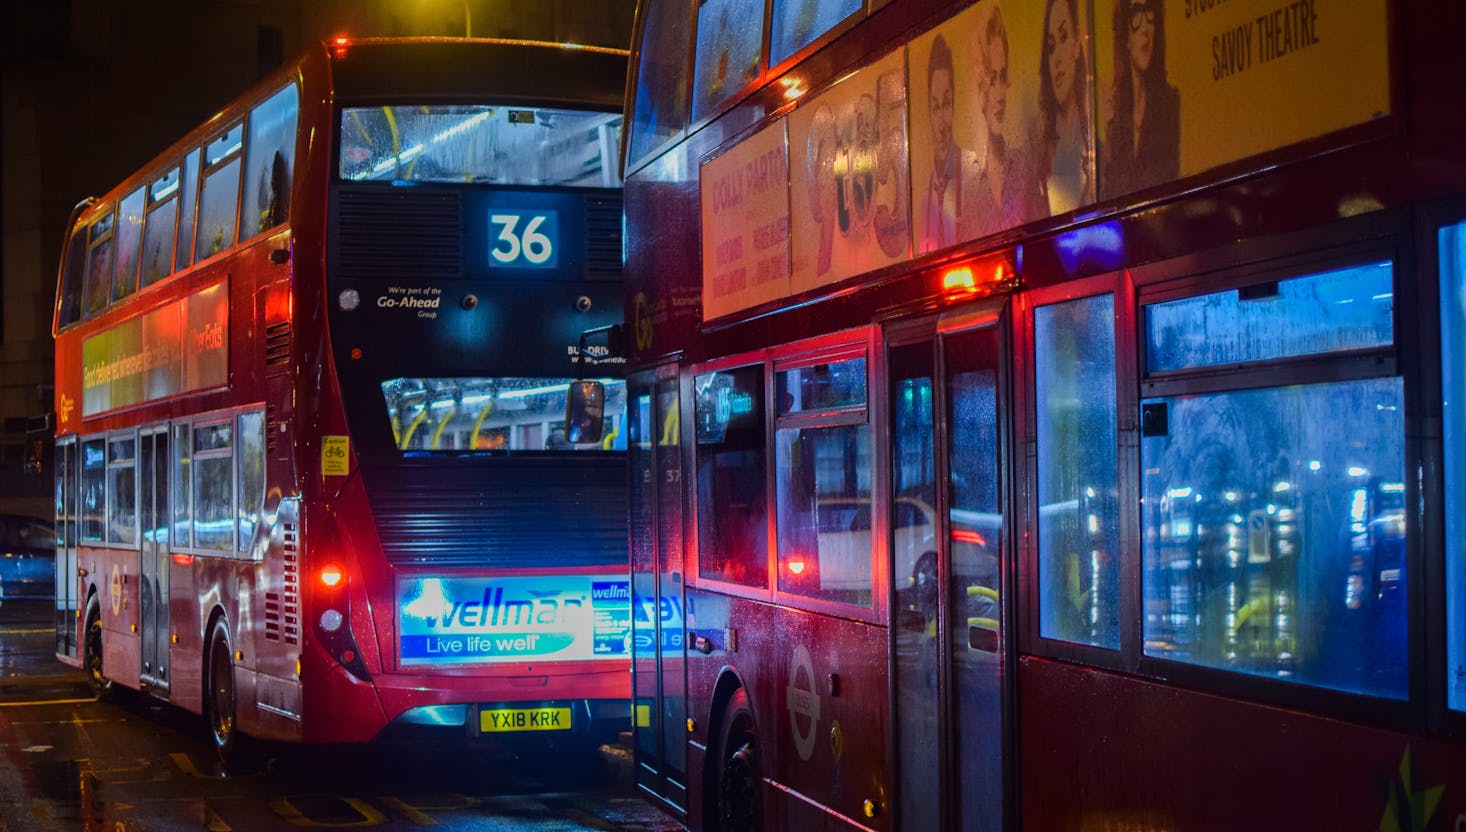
(0, 514), (56, 601)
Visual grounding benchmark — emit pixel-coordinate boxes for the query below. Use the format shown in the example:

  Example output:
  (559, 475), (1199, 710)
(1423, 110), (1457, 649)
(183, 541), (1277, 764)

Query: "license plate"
(480, 707), (572, 733)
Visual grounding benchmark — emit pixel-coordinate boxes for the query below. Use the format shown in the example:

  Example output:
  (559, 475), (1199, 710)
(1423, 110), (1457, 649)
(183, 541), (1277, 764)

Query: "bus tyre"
(206, 620), (245, 766)
(84, 598), (123, 702)
(715, 688), (762, 832)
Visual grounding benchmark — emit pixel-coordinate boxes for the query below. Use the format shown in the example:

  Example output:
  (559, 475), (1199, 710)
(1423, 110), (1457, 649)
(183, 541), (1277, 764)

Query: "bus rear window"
(339, 105), (623, 187)
(381, 377), (626, 452)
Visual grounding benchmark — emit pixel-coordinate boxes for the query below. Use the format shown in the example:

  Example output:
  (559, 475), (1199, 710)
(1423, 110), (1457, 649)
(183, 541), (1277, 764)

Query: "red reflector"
(340, 649), (356, 663)
(320, 564), (344, 587)
(170, 553), (195, 566)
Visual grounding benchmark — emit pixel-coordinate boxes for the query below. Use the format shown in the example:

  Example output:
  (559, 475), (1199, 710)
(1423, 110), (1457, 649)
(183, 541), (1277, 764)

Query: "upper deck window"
(111, 187), (145, 303)
(241, 83), (298, 240)
(82, 208), (115, 318)
(339, 105), (623, 188)
(770, 0), (861, 66)
(141, 167), (180, 287)
(196, 123), (245, 260)
(381, 377), (626, 453)
(691, 0), (764, 121)
(627, 0), (694, 166)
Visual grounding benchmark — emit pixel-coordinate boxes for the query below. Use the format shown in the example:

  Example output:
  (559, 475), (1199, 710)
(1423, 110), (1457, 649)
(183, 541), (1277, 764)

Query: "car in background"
(0, 514), (56, 601)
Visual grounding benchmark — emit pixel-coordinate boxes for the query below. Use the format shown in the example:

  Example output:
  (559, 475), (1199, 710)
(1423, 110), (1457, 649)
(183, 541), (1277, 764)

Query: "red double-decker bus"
(52, 37), (633, 763)
(611, 0), (1466, 828)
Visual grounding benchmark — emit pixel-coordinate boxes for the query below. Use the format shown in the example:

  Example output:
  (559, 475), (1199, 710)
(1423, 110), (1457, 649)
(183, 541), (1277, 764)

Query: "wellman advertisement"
(397, 574), (632, 665)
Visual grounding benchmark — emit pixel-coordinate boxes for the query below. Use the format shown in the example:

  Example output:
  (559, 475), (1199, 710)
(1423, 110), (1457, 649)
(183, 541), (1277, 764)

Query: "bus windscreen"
(339, 105), (622, 187)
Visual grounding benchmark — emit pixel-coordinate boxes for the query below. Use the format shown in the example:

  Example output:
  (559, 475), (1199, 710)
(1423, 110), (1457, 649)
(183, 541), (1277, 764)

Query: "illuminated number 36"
(490, 213), (553, 265)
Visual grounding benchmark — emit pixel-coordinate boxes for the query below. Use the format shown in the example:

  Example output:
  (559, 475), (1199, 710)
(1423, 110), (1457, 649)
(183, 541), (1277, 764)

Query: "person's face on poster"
(1129, 0), (1156, 75)
(928, 66), (955, 171)
(981, 34), (1009, 139)
(1046, 0), (1080, 109)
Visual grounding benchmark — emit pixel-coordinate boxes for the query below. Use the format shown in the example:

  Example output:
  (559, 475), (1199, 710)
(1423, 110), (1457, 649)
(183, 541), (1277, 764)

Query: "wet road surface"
(0, 600), (685, 831)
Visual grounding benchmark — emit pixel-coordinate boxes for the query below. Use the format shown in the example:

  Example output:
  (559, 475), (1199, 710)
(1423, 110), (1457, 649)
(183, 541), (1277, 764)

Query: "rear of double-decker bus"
(301, 38), (631, 751)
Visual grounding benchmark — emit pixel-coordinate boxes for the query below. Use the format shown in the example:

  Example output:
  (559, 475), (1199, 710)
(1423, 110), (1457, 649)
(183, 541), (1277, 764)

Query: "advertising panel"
(1095, 0), (1389, 200)
(908, 0), (1072, 253)
(700, 122), (791, 321)
(398, 574), (632, 665)
(82, 281), (228, 416)
(788, 48), (910, 294)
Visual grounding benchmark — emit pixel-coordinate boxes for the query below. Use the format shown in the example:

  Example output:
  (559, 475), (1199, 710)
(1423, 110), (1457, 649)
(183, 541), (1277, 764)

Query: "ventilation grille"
(264, 321), (291, 366)
(336, 190), (463, 279)
(265, 405), (280, 452)
(584, 193), (623, 276)
(363, 459), (627, 569)
(265, 521), (300, 645)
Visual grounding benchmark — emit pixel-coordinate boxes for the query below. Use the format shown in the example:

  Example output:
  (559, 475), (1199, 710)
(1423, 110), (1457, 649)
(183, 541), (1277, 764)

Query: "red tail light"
(320, 564), (344, 587)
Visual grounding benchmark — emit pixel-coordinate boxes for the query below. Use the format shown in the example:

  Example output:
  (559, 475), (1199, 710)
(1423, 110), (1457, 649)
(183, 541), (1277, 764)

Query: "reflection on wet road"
(0, 600), (683, 831)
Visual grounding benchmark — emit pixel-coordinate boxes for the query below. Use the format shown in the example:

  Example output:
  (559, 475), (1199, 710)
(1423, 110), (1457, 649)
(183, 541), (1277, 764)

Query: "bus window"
(627, 0), (694, 167)
(770, 0), (861, 66)
(175, 149), (199, 269)
(171, 423), (192, 551)
(236, 411), (265, 555)
(106, 433), (138, 545)
(241, 84), (297, 240)
(381, 377), (626, 452)
(694, 364), (768, 588)
(112, 187), (145, 303)
(1140, 264), (1406, 698)
(339, 105), (622, 187)
(58, 220), (89, 327)
(1035, 293), (1119, 649)
(193, 421), (234, 552)
(83, 208), (115, 317)
(141, 166), (180, 287)
(774, 355), (872, 606)
(1441, 220), (1466, 713)
(80, 438), (105, 543)
(691, 0), (763, 121)
(196, 124), (244, 260)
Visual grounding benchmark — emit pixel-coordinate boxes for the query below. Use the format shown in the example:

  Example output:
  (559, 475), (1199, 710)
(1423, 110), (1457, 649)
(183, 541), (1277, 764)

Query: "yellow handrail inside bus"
(400, 408), (428, 450)
(469, 403), (494, 448)
(600, 425), (619, 450)
(349, 110), (373, 147)
(382, 106), (403, 179)
(390, 414), (402, 447)
(430, 405), (457, 449)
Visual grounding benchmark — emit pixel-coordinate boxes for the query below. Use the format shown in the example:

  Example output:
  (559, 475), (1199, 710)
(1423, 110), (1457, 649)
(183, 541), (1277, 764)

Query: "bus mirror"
(564, 380), (605, 444)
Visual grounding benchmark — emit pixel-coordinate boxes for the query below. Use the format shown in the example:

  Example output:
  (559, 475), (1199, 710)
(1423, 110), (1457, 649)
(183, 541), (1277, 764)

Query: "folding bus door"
(55, 437), (79, 660)
(628, 364), (688, 814)
(886, 305), (1008, 832)
(138, 425), (170, 690)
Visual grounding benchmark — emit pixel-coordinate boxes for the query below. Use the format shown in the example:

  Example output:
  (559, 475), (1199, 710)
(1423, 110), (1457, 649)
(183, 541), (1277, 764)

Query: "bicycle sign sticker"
(322, 435), (350, 477)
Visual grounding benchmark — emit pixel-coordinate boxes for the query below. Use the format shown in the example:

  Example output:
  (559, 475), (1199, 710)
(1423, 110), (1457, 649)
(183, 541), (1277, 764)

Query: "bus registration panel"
(481, 706), (572, 732)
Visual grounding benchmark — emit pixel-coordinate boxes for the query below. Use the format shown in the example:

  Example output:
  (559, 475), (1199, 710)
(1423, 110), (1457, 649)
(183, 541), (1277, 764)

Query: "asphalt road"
(0, 599), (684, 831)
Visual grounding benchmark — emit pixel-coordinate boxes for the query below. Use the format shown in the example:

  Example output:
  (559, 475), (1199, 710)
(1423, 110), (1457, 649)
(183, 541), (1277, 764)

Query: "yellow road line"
(0, 628), (54, 635)
(0, 697), (93, 708)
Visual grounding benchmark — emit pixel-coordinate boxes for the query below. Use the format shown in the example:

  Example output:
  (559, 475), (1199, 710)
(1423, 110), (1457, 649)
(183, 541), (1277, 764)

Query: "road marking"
(0, 698), (94, 708)
(206, 805), (233, 831)
(0, 627), (55, 635)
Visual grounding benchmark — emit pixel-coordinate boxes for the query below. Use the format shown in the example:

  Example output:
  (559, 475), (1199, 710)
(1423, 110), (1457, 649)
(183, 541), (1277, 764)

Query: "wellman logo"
(592, 581), (631, 602)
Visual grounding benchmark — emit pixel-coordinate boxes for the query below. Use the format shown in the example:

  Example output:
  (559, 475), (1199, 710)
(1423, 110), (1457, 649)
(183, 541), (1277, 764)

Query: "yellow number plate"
(480, 707), (572, 733)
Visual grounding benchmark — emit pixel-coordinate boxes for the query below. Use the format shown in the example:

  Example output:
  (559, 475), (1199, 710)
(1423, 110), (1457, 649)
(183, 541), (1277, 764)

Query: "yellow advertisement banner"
(1096, 0), (1389, 199)
(700, 122), (792, 321)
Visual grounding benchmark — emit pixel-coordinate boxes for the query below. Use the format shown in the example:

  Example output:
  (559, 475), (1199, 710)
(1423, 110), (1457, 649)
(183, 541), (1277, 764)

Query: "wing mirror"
(564, 380), (605, 444)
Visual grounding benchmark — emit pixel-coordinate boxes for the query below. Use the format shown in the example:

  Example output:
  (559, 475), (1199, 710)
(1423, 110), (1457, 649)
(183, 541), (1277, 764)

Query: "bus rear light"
(320, 609), (344, 632)
(320, 564), (344, 587)
(341, 649), (357, 664)
(332, 36), (350, 60)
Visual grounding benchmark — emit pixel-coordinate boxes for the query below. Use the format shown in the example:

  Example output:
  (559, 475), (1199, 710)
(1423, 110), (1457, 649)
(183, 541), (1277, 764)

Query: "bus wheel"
(84, 598), (122, 702)
(715, 688), (761, 832)
(206, 620), (242, 765)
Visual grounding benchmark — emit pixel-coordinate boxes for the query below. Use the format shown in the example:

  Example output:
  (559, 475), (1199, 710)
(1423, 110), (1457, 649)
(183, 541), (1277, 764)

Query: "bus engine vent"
(265, 521), (300, 645)
(334, 189), (463, 279)
(264, 321), (291, 367)
(583, 193), (623, 277)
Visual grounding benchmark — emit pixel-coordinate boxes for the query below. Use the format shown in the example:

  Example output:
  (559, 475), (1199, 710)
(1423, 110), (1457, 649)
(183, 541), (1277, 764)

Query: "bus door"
(55, 436), (79, 660)
(138, 425), (170, 691)
(628, 364), (688, 814)
(886, 304), (1007, 832)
